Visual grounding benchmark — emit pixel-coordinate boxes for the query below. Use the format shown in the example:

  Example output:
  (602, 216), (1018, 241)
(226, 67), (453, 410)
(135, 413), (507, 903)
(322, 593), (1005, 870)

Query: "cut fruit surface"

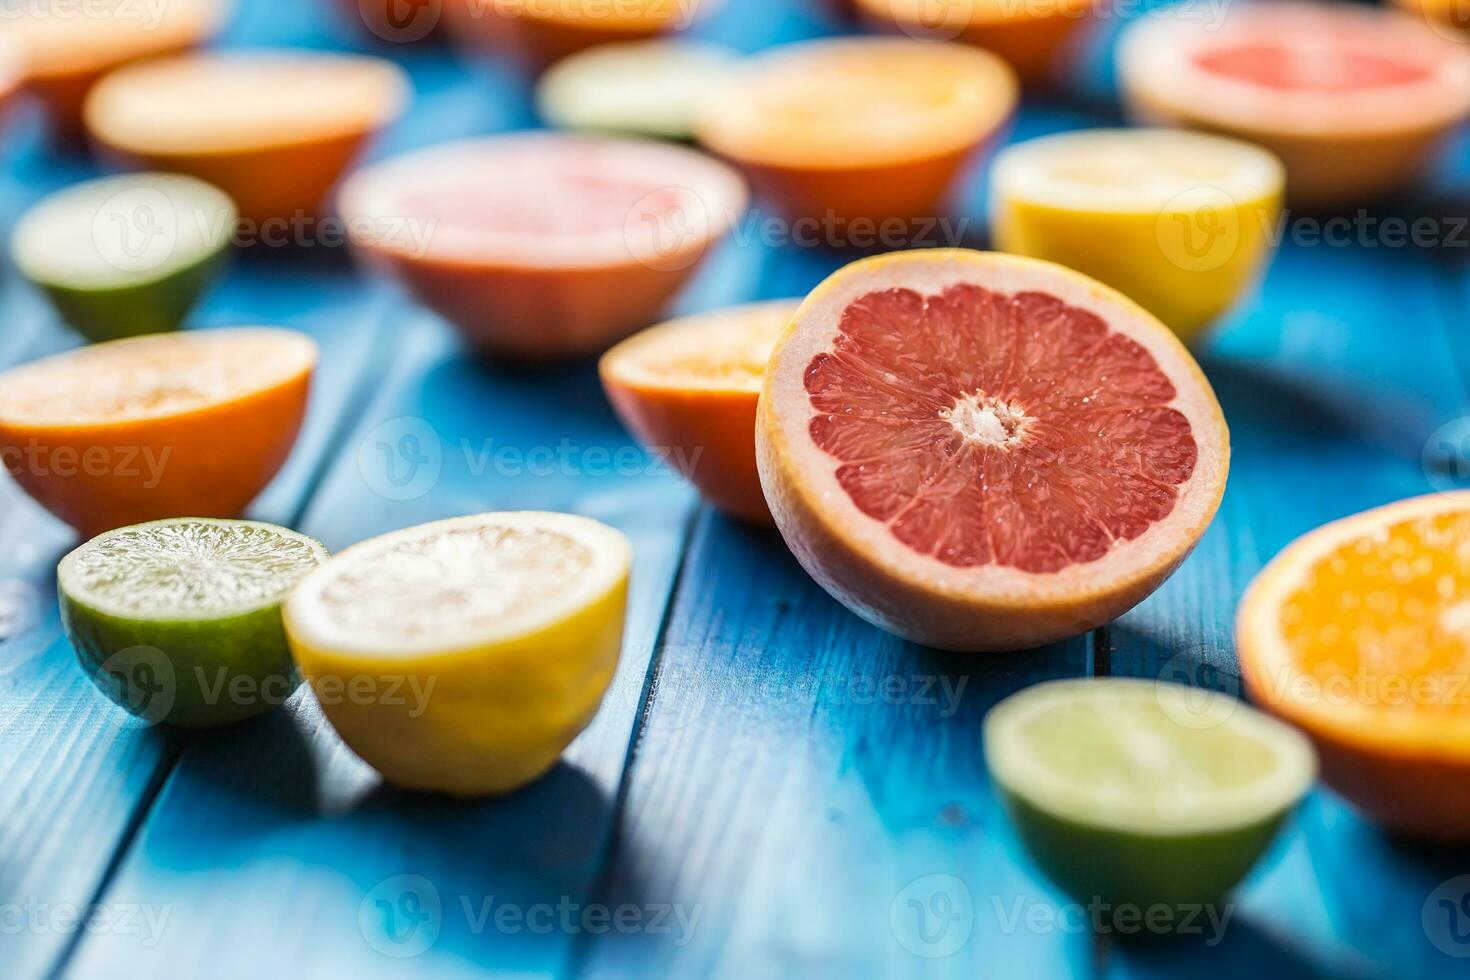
(59, 518), (327, 727)
(338, 133), (747, 357)
(443, 0), (715, 69)
(985, 678), (1315, 910)
(284, 512), (632, 796)
(756, 249), (1228, 651)
(855, 0), (1094, 87)
(5, 0), (228, 142)
(12, 173), (236, 342)
(1237, 492), (1470, 839)
(85, 51), (409, 221)
(601, 299), (801, 524)
(990, 128), (1284, 343)
(537, 40), (739, 141)
(1118, 2), (1470, 207)
(694, 37), (1016, 227)
(0, 328), (315, 536)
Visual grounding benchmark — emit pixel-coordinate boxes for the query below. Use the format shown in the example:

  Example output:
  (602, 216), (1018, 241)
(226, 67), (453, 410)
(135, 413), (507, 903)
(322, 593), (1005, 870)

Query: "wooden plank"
(1103, 234), (1470, 978)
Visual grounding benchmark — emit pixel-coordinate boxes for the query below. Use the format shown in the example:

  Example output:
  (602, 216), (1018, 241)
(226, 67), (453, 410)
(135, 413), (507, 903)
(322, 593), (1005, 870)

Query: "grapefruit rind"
(283, 512), (632, 796)
(985, 678), (1315, 909)
(757, 249), (1229, 651)
(989, 128), (1284, 342)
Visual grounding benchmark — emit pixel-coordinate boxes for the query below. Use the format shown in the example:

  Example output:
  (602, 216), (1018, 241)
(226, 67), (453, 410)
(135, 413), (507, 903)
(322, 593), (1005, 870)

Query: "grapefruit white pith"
(756, 249), (1229, 652)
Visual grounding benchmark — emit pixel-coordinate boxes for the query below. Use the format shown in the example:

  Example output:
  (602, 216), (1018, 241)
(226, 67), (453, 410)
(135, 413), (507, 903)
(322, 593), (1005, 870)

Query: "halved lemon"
(990, 129), (1284, 344)
(600, 299), (801, 525)
(1238, 492), (1470, 840)
(284, 512), (632, 797)
(85, 50), (409, 222)
(986, 678), (1316, 914)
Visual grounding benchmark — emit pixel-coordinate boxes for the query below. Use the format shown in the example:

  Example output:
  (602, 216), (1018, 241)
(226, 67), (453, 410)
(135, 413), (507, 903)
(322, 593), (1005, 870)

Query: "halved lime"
(59, 518), (327, 728)
(984, 678), (1316, 924)
(536, 40), (739, 141)
(12, 172), (236, 343)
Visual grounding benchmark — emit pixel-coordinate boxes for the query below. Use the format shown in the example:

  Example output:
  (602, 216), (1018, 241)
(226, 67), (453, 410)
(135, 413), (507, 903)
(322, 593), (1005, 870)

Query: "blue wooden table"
(3, 2), (1469, 977)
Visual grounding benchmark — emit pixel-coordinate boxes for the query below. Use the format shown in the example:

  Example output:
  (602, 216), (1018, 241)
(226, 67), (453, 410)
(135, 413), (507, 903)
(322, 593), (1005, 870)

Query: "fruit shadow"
(1100, 914), (1363, 978)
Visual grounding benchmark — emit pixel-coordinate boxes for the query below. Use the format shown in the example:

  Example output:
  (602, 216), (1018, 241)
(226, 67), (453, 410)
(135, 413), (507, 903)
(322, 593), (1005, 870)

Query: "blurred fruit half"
(442, 0), (718, 71)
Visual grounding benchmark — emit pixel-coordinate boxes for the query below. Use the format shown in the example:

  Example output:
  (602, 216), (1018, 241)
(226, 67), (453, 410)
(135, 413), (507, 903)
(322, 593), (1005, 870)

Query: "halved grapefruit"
(694, 37), (1016, 235)
(85, 51), (409, 223)
(1237, 493), (1470, 840)
(855, 0), (1095, 88)
(0, 329), (316, 537)
(756, 249), (1229, 652)
(600, 299), (801, 525)
(442, 0), (716, 70)
(337, 133), (748, 358)
(1118, 2), (1470, 208)
(5, 0), (228, 145)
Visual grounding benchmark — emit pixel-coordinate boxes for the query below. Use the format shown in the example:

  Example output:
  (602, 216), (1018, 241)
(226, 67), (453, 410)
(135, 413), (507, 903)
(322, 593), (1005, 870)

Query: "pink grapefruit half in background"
(85, 51), (409, 223)
(5, 0), (228, 144)
(338, 133), (748, 358)
(1118, 1), (1470, 208)
(756, 249), (1229, 652)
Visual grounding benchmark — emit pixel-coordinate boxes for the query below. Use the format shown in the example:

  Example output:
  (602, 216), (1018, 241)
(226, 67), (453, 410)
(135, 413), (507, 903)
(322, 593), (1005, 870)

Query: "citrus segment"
(855, 0), (1094, 87)
(600, 299), (801, 524)
(985, 679), (1315, 911)
(284, 513), (632, 796)
(1118, 2), (1470, 207)
(85, 51), (409, 222)
(536, 40), (739, 141)
(990, 129), (1284, 343)
(694, 37), (1015, 230)
(338, 133), (747, 357)
(757, 249), (1228, 651)
(0, 329), (316, 536)
(1237, 492), (1470, 839)
(59, 518), (327, 728)
(12, 173), (237, 342)
(5, 0), (228, 142)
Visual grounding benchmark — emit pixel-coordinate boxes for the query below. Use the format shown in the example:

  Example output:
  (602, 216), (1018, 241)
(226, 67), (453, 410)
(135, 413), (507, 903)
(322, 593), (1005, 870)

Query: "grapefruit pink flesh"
(806, 284), (1197, 574)
(758, 250), (1228, 652)
(1193, 45), (1431, 93)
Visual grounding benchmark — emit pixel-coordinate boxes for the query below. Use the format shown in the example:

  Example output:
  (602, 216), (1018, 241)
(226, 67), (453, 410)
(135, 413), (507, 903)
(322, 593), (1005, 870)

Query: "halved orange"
(1393, 0), (1470, 40)
(0, 329), (316, 538)
(600, 299), (801, 525)
(84, 51), (409, 223)
(756, 249), (1229, 652)
(443, 0), (716, 70)
(5, 0), (228, 144)
(694, 37), (1016, 234)
(1237, 492), (1470, 840)
(1118, 2), (1470, 208)
(855, 0), (1095, 88)
(338, 133), (747, 358)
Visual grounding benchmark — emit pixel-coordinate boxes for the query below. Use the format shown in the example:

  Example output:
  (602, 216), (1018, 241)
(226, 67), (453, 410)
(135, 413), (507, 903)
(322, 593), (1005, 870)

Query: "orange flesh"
(1193, 44), (1432, 92)
(1280, 510), (1470, 722)
(805, 285), (1196, 573)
